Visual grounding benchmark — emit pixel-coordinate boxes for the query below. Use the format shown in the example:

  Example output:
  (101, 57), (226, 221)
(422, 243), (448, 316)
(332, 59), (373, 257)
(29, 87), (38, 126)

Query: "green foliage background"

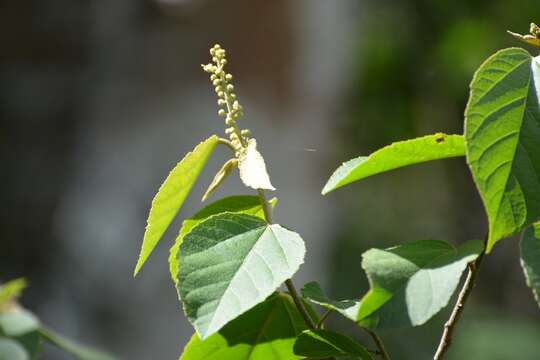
(328, 1), (540, 358)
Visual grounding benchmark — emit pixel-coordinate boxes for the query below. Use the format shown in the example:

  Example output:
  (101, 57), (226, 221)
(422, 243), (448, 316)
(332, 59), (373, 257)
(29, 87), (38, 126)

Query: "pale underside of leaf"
(357, 239), (482, 329)
(179, 213), (305, 339)
(520, 222), (540, 306)
(465, 47), (540, 252)
(168, 195), (275, 287)
(134, 135), (219, 276)
(239, 139), (275, 191)
(322, 133), (465, 194)
(0, 337), (28, 360)
(179, 293), (306, 360)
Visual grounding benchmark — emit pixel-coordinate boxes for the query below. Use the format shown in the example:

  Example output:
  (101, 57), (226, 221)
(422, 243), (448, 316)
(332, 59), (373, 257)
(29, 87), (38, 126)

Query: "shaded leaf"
(239, 139), (275, 191)
(293, 329), (372, 359)
(179, 213), (305, 339)
(134, 135), (219, 276)
(168, 195), (276, 287)
(0, 337), (28, 360)
(39, 328), (117, 360)
(180, 293), (306, 360)
(358, 239), (483, 329)
(322, 133), (465, 194)
(520, 222), (540, 306)
(465, 48), (540, 252)
(301, 282), (358, 321)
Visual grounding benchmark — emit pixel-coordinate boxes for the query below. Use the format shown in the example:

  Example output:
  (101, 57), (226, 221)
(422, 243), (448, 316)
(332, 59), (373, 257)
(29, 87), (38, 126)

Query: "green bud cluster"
(202, 44), (250, 154)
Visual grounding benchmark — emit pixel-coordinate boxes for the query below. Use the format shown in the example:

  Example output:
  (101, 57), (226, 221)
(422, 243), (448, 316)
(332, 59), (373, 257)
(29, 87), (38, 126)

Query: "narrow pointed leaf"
(179, 213), (305, 339)
(134, 135), (219, 276)
(322, 133), (465, 194)
(301, 282), (359, 321)
(465, 48), (540, 252)
(293, 329), (373, 359)
(168, 195), (276, 287)
(520, 222), (540, 306)
(39, 328), (117, 360)
(358, 239), (483, 329)
(180, 293), (306, 360)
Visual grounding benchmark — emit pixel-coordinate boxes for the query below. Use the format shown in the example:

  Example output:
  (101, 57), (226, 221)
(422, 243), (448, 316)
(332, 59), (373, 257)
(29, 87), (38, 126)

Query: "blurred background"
(2, 1), (540, 359)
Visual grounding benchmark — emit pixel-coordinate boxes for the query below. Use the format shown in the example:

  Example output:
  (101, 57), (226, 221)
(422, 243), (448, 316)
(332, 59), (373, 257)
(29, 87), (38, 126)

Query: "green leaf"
(180, 293), (306, 360)
(301, 282), (358, 321)
(465, 48), (540, 252)
(520, 222), (540, 306)
(293, 329), (373, 359)
(178, 213), (305, 339)
(39, 328), (117, 360)
(169, 195), (276, 287)
(0, 279), (27, 307)
(0, 310), (39, 337)
(134, 135), (219, 276)
(358, 239), (483, 329)
(0, 337), (28, 360)
(322, 133), (465, 194)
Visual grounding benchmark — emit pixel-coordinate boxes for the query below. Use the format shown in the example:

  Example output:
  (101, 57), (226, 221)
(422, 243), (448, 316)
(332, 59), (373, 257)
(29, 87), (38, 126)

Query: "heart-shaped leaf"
(293, 329), (373, 359)
(358, 239), (483, 329)
(169, 195), (276, 287)
(179, 213), (305, 339)
(134, 135), (219, 276)
(520, 222), (540, 306)
(322, 133), (465, 194)
(180, 293), (306, 360)
(465, 48), (540, 252)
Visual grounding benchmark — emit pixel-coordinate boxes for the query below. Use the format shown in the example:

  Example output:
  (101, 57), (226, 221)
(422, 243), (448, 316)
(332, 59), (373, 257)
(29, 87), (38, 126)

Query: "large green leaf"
(134, 135), (219, 276)
(301, 282), (358, 321)
(358, 239), (483, 329)
(322, 133), (465, 194)
(168, 195), (276, 287)
(520, 222), (540, 306)
(180, 293), (306, 360)
(293, 329), (372, 359)
(39, 328), (117, 360)
(0, 337), (28, 360)
(179, 213), (305, 339)
(465, 48), (540, 252)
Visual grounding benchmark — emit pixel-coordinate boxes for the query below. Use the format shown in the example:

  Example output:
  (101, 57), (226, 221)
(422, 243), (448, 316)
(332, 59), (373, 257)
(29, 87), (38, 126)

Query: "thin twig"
(316, 309), (332, 329)
(433, 245), (486, 360)
(364, 328), (391, 360)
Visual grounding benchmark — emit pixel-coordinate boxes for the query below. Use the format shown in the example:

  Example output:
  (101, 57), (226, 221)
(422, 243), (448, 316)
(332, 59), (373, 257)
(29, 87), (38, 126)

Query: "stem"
(256, 189), (316, 330)
(433, 246), (486, 360)
(316, 309), (332, 329)
(364, 328), (390, 360)
(285, 279), (317, 329)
